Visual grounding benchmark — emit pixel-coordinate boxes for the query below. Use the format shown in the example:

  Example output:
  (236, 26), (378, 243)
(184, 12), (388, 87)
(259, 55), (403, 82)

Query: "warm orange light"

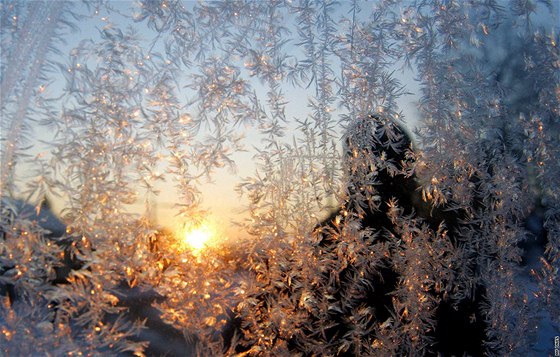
(183, 223), (214, 251)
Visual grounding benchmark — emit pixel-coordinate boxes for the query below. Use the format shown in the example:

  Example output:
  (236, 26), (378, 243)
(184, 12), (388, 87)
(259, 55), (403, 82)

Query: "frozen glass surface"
(1, 1), (558, 355)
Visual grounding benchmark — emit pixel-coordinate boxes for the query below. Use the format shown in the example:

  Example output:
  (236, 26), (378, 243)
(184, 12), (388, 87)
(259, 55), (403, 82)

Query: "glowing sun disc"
(184, 226), (212, 251)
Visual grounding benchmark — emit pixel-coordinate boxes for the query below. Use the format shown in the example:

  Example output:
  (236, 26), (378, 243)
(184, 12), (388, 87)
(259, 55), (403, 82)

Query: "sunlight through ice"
(183, 224), (213, 251)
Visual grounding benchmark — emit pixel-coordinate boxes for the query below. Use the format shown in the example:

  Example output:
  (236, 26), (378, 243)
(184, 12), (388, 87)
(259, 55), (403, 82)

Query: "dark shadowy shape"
(0, 197), (75, 302)
(114, 282), (196, 357)
(314, 114), (490, 356)
(221, 115), (495, 356)
(0, 198), (194, 356)
(1, 197), (66, 238)
(1, 197), (89, 297)
(520, 202), (548, 267)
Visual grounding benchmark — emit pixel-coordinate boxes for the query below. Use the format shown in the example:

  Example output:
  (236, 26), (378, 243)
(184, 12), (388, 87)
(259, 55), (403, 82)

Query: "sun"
(183, 224), (213, 251)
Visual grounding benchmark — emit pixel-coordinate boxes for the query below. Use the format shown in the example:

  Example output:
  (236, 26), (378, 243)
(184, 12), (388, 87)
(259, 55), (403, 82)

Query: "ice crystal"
(1, 0), (558, 356)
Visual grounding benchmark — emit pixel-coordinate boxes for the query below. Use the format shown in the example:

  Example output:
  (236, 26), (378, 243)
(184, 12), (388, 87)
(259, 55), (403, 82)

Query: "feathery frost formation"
(1, 0), (558, 355)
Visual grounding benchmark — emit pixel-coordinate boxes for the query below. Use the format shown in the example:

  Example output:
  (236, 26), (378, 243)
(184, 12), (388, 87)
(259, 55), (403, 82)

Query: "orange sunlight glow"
(182, 223), (214, 251)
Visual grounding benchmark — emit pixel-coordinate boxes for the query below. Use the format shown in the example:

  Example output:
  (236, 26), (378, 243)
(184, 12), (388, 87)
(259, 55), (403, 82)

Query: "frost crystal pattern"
(1, 1), (558, 356)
